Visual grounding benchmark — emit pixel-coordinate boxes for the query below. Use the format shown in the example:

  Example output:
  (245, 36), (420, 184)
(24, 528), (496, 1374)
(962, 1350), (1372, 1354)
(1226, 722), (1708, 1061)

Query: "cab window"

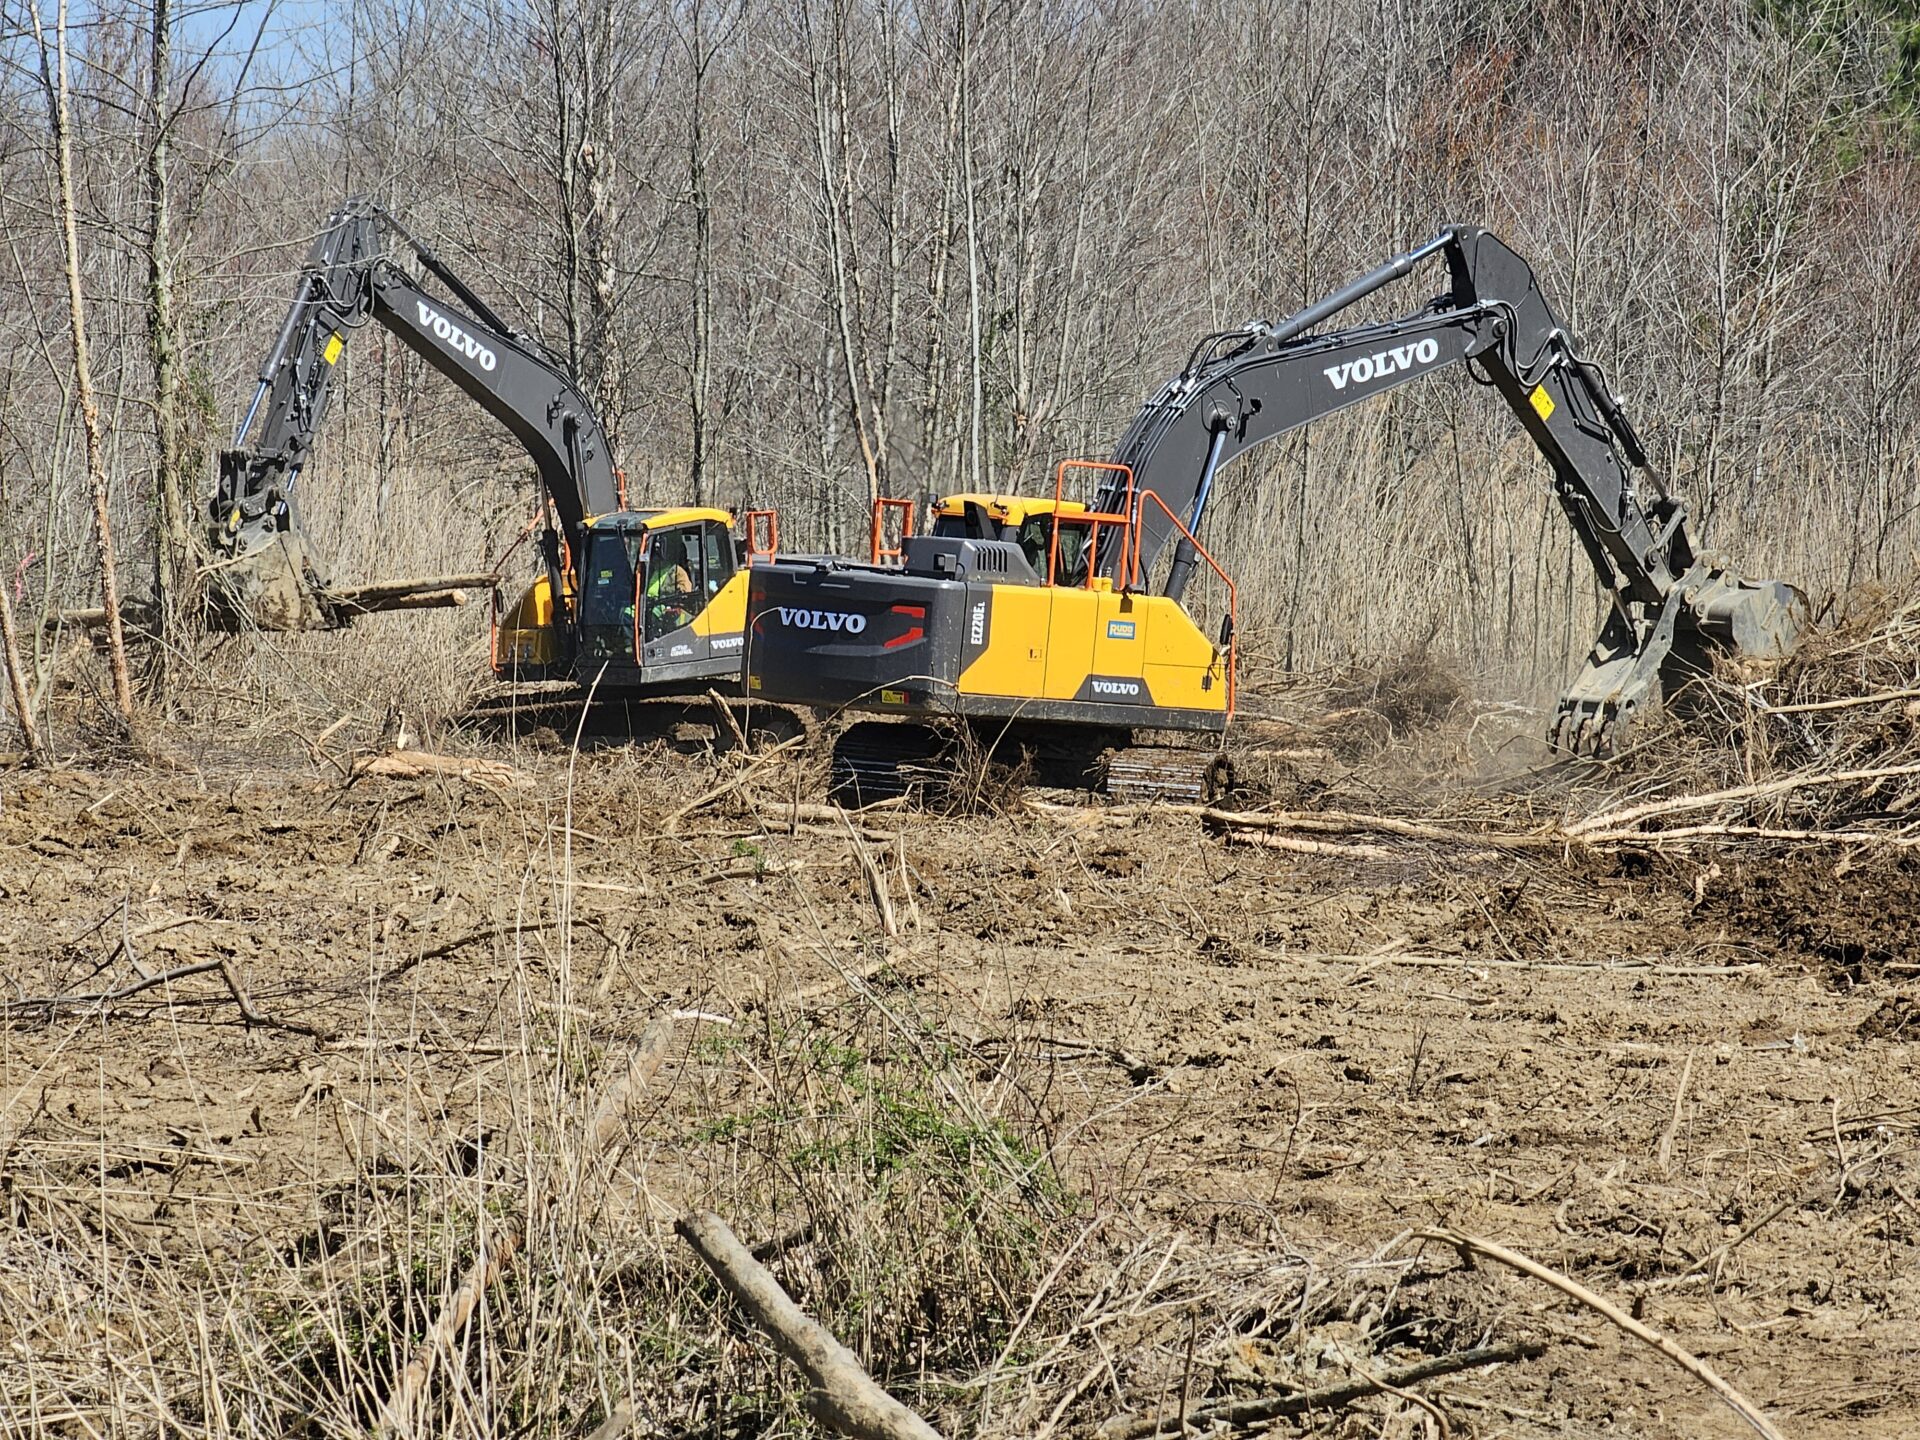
(702, 520), (735, 595)
(1055, 520), (1092, 586)
(1015, 516), (1092, 586)
(643, 527), (703, 640)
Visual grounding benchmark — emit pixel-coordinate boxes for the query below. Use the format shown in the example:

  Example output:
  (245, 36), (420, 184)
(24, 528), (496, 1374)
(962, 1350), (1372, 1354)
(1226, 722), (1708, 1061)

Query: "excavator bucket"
(1550, 568), (1806, 755)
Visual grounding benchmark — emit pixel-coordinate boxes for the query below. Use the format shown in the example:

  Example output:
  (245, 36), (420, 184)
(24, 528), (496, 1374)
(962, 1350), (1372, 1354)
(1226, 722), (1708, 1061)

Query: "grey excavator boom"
(210, 196), (618, 634)
(1088, 226), (1803, 755)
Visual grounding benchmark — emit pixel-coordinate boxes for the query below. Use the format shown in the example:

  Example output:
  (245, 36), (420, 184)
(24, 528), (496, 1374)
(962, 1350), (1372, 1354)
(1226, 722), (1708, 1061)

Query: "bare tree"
(29, 0), (134, 722)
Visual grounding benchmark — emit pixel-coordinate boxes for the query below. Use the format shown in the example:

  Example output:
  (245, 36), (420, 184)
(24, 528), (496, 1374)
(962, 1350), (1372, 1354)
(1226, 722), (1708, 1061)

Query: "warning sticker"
(1528, 385), (1555, 422)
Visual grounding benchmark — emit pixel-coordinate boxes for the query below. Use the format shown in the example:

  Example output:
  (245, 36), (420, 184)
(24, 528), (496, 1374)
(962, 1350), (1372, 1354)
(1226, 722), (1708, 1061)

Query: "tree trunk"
(0, 557), (45, 765)
(959, 11), (983, 493)
(36, 0), (134, 723)
(145, 0), (190, 689)
(687, 0), (713, 506)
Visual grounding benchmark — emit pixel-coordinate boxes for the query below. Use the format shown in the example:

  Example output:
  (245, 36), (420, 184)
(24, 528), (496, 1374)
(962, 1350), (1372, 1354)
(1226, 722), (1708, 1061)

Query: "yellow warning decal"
(1528, 385), (1555, 421)
(323, 333), (345, 365)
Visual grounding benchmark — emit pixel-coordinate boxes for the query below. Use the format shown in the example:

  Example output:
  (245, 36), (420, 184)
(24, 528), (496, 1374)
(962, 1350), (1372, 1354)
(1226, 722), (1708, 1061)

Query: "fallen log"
(1220, 831), (1404, 859)
(328, 572), (499, 606)
(676, 1209), (944, 1440)
(334, 588), (470, 615)
(1200, 805), (1552, 850)
(351, 748), (529, 787)
(42, 604), (157, 633)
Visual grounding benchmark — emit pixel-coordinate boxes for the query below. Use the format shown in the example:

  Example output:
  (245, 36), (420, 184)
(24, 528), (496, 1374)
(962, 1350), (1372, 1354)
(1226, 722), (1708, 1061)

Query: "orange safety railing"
(744, 508), (780, 559)
(1048, 460), (1135, 588)
(1132, 487), (1238, 716)
(869, 496), (916, 563)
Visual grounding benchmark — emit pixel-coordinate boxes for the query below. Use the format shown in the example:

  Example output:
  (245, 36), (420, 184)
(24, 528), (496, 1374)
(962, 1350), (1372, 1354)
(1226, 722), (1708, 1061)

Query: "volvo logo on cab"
(774, 606), (867, 634)
(1090, 679), (1141, 698)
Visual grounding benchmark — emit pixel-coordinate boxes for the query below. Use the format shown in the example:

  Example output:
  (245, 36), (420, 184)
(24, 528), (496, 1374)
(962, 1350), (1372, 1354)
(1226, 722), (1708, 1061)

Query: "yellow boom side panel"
(494, 575), (566, 673)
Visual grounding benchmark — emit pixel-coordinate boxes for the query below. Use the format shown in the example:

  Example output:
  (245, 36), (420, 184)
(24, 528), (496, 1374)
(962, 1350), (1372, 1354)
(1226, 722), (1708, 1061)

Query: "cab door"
(692, 519), (749, 660)
(638, 524), (708, 670)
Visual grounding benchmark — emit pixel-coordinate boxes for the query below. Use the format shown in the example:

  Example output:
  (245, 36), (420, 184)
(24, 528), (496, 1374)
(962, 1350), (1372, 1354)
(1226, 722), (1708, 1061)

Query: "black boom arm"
(1092, 226), (1802, 753)
(211, 196), (619, 625)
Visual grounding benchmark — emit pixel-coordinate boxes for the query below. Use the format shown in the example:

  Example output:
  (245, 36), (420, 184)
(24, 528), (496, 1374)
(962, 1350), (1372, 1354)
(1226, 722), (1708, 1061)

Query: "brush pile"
(1568, 592), (1920, 851)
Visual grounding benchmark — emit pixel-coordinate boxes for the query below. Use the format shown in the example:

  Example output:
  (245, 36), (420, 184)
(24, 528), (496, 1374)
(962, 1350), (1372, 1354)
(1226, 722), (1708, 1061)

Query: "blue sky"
(176, 0), (339, 85)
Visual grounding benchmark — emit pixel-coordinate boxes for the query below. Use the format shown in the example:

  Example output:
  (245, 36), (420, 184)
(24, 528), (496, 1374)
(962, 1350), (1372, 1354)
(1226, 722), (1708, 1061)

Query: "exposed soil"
(2, 715), (1917, 1437)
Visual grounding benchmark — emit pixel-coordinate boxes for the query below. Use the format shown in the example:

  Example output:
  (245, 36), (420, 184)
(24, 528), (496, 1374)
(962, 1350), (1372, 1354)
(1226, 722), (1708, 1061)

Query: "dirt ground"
(2, 706), (1916, 1438)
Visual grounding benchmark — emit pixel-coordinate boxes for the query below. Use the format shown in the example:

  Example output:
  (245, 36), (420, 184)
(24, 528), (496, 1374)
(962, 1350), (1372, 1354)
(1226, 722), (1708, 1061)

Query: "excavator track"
(829, 720), (1230, 807)
(829, 722), (951, 805)
(1102, 747), (1234, 805)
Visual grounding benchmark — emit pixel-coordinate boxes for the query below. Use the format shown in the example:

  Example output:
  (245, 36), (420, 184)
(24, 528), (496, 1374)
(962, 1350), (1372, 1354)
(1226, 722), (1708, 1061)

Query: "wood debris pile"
(1569, 593), (1920, 852)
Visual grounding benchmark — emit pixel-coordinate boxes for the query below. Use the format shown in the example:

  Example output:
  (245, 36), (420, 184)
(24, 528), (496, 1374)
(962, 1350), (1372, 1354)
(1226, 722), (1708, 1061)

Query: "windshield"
(581, 530), (643, 628)
(1015, 516), (1092, 584)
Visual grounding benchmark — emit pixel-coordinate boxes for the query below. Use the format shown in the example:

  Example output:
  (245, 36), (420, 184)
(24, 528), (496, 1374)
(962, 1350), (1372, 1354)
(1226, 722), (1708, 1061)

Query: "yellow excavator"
(744, 226), (1804, 800)
(211, 196), (775, 694)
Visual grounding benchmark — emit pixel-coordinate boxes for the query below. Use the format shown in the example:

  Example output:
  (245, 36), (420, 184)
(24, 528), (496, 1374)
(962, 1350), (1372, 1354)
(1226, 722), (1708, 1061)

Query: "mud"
(2, 731), (1917, 1437)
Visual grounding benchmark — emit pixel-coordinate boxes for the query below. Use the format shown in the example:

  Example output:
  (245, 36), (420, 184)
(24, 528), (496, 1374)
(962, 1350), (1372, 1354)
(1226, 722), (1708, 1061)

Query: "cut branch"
(377, 1015), (678, 1436)
(662, 734), (805, 833)
(1567, 762), (1920, 836)
(1409, 1228), (1783, 1440)
(675, 1208), (943, 1440)
(1200, 806), (1551, 850)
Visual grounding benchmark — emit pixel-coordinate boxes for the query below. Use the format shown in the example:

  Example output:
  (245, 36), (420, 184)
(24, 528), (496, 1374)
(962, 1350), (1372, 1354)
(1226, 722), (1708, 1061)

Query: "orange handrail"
(1049, 460), (1134, 588)
(869, 496), (915, 564)
(1132, 487), (1238, 717)
(744, 508), (779, 559)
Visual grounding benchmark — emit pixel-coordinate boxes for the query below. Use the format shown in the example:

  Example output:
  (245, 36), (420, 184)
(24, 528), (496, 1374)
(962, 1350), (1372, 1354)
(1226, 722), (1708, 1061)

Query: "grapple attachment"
(206, 448), (339, 631)
(1550, 566), (1805, 757)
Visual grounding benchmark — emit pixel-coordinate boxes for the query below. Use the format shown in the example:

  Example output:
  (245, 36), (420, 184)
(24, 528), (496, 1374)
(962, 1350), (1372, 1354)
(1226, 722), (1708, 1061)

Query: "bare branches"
(30, 0), (133, 723)
(1097, 1342), (1545, 1440)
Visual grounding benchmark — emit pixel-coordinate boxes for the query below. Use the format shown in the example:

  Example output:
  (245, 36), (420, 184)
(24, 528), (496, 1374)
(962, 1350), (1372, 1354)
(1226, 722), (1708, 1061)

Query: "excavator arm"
(211, 196), (620, 630)
(1092, 226), (1802, 754)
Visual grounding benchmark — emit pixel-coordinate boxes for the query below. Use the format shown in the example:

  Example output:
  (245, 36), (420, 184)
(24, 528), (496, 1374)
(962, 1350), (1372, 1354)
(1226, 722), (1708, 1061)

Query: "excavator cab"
(926, 495), (1096, 586)
(567, 508), (760, 690)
